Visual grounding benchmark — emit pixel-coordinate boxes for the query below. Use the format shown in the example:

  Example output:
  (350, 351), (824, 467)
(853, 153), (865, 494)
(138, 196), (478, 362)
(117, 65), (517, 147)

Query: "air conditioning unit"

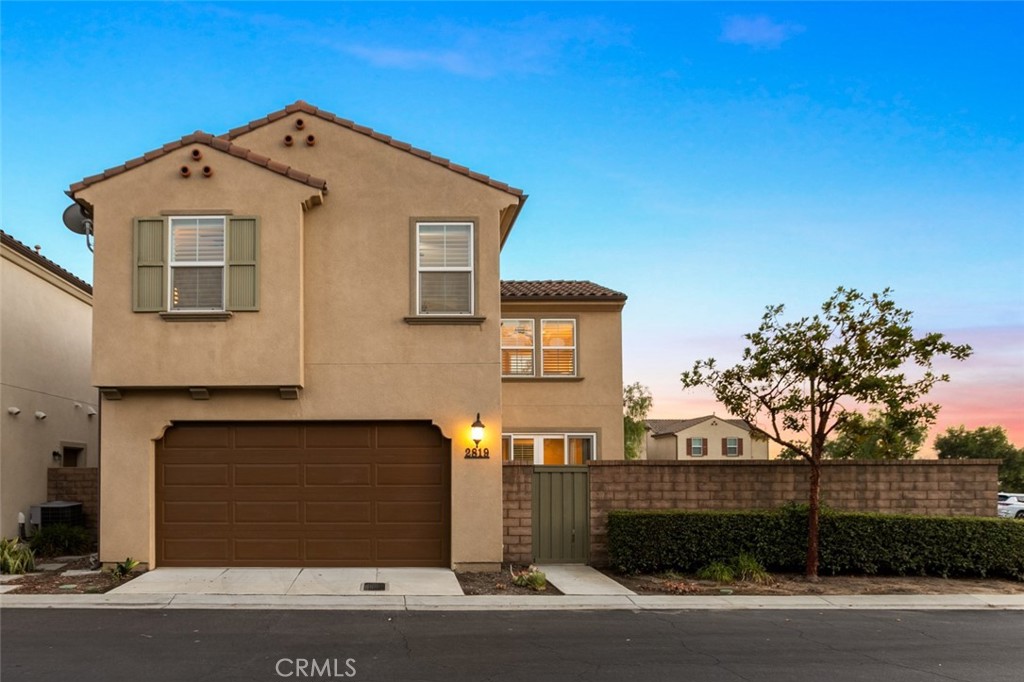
(28, 501), (84, 529)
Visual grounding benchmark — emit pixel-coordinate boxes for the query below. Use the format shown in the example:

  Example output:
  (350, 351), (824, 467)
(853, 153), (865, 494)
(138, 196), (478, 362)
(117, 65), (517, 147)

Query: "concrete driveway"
(109, 567), (464, 596)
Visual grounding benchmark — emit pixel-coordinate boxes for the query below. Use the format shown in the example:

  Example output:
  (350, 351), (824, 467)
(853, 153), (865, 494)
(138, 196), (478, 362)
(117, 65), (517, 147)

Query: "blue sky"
(3, 2), (1022, 447)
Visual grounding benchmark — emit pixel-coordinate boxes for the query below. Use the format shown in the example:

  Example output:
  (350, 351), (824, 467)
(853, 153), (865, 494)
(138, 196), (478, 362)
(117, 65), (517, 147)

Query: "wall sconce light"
(471, 413), (485, 447)
(52, 450), (62, 462)
(34, 411), (47, 420)
(7, 407), (20, 415)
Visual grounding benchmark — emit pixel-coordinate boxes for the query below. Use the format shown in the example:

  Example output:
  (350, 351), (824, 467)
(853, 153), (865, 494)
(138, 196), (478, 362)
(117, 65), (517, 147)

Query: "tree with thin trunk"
(623, 382), (654, 460)
(680, 287), (972, 578)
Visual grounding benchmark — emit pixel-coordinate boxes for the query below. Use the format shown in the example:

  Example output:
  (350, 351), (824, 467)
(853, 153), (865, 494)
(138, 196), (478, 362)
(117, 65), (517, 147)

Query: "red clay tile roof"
(224, 101), (524, 198)
(67, 132), (328, 195)
(1, 230), (92, 294)
(501, 280), (627, 302)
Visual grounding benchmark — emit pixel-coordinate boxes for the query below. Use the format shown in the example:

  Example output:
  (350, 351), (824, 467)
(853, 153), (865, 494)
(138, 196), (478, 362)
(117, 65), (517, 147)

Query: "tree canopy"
(681, 287), (972, 576)
(935, 425), (1024, 491)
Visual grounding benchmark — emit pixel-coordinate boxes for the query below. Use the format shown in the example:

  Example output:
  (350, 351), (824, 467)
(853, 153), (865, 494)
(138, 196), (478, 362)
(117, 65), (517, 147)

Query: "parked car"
(997, 493), (1024, 519)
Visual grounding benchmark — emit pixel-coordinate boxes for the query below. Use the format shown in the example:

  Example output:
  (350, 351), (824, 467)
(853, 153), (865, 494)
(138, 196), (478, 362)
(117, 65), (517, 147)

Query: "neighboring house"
(66, 100), (625, 570)
(1, 231), (99, 539)
(645, 416), (768, 461)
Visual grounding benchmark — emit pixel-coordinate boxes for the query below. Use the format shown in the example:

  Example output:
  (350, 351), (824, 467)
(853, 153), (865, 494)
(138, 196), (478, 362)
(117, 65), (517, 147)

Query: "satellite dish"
(62, 203), (90, 234)
(62, 203), (94, 252)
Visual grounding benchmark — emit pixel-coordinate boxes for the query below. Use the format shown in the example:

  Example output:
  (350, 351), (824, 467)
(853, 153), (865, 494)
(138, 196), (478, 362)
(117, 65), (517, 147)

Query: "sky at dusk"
(2, 2), (1022, 451)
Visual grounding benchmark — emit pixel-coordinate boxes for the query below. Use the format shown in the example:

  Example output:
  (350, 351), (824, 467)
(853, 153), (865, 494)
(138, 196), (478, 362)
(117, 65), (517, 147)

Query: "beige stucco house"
(645, 416), (768, 461)
(1, 231), (99, 539)
(67, 101), (625, 570)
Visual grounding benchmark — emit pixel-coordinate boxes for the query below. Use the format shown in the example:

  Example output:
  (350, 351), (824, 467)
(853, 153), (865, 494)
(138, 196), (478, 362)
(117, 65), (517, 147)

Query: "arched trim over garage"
(155, 421), (451, 567)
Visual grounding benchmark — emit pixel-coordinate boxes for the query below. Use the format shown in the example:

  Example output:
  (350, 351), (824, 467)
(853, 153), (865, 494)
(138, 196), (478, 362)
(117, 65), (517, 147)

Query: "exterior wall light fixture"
(471, 413), (485, 447)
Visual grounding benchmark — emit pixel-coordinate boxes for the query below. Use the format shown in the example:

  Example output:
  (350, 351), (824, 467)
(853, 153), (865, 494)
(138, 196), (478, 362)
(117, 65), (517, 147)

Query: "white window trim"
(502, 432), (597, 465)
(690, 437), (704, 457)
(725, 437), (740, 457)
(540, 318), (577, 378)
(415, 221), (474, 316)
(168, 215), (226, 312)
(501, 319), (536, 377)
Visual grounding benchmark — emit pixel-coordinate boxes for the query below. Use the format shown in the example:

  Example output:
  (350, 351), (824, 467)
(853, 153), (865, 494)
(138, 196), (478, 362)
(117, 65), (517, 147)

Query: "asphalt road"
(2, 609), (1022, 682)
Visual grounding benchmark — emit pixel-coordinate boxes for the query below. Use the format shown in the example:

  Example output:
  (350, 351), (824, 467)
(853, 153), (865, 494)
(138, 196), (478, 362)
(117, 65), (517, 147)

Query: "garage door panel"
(163, 426), (231, 449)
(306, 539), (373, 561)
(377, 539), (444, 561)
(305, 424), (373, 449)
(234, 464), (300, 486)
(157, 422), (450, 567)
(163, 464), (230, 487)
(305, 464), (372, 486)
(163, 539), (230, 562)
(376, 464), (444, 486)
(377, 501), (444, 523)
(233, 426), (302, 449)
(163, 501), (230, 524)
(234, 501), (300, 523)
(305, 501), (372, 524)
(234, 539), (301, 561)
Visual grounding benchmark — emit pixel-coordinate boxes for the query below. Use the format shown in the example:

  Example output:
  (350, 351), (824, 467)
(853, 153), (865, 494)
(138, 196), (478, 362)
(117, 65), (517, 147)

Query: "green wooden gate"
(532, 466), (589, 563)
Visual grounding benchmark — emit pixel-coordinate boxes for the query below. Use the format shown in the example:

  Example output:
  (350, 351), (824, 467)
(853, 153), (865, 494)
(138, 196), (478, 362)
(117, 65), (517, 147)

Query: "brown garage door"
(156, 422), (450, 567)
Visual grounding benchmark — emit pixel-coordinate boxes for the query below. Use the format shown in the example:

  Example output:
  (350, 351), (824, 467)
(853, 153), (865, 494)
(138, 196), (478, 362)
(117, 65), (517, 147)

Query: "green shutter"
(133, 217), (166, 312)
(226, 216), (259, 311)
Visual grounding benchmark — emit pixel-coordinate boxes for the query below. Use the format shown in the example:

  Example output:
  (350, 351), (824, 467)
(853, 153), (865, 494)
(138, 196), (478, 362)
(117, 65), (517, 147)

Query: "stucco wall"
(500, 303), (624, 460)
(646, 418), (769, 461)
(80, 111), (522, 569)
(1, 244), (98, 538)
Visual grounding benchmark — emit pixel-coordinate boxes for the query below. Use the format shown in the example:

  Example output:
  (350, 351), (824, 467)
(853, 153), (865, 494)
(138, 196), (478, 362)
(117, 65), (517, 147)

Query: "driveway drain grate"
(361, 582), (387, 592)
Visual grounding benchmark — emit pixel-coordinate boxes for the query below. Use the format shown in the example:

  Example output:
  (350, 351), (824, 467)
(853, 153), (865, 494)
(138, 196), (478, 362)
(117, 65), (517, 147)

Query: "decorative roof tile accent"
(224, 100), (524, 198)
(500, 280), (627, 302)
(68, 132), (328, 195)
(1, 230), (92, 294)
(646, 416), (753, 437)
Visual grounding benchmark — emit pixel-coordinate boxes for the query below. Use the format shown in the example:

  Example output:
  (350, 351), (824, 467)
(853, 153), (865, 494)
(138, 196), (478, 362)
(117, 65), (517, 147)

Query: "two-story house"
(67, 101), (624, 571)
(645, 416), (769, 461)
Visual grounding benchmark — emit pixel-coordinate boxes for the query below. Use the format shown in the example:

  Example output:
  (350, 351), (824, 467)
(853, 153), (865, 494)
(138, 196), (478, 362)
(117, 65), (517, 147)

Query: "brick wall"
(587, 460), (1000, 565)
(502, 463), (534, 564)
(47, 467), (99, 536)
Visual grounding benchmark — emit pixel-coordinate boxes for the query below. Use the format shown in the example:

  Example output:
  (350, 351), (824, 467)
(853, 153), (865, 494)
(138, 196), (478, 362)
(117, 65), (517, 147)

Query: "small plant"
(734, 553), (776, 585)
(28, 524), (93, 557)
(1, 537), (35, 574)
(697, 561), (736, 583)
(111, 557), (140, 581)
(511, 565), (547, 591)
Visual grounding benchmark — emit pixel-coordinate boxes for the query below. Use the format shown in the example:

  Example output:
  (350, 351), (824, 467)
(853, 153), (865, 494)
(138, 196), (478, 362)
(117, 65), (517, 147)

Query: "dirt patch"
(456, 564), (563, 596)
(2, 556), (140, 595)
(601, 569), (1024, 596)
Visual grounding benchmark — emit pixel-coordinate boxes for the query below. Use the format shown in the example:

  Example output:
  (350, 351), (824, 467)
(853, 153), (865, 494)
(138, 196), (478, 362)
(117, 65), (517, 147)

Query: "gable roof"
(68, 132), (328, 196)
(646, 416), (753, 437)
(224, 101), (524, 198)
(501, 280), (627, 302)
(1, 230), (92, 294)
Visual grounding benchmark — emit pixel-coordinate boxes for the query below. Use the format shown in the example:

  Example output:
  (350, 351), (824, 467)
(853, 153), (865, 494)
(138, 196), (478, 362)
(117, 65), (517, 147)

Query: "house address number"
(464, 447), (490, 459)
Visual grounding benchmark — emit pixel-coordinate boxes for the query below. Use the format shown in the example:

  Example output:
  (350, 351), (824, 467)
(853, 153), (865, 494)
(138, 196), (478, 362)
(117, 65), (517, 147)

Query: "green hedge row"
(606, 507), (1024, 580)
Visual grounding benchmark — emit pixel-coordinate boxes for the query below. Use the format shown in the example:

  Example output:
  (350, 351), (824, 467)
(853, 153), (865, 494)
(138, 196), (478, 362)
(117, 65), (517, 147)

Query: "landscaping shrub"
(1, 538), (35, 574)
(607, 508), (1024, 580)
(28, 524), (93, 557)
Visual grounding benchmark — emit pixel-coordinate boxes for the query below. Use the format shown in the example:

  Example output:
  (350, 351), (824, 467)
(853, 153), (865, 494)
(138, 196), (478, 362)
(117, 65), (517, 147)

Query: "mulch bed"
(456, 564), (563, 596)
(2, 556), (139, 595)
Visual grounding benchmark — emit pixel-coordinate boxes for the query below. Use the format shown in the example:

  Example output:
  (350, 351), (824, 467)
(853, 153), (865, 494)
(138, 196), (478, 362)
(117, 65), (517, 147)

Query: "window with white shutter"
(416, 222), (473, 315)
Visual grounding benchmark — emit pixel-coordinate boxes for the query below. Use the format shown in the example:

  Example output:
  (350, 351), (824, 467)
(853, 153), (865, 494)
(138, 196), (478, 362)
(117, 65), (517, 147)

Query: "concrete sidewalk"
(3, 563), (1023, 610)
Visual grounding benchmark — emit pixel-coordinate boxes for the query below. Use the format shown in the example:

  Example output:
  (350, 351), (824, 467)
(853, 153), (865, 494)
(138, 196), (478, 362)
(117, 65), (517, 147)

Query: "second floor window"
(501, 319), (535, 376)
(541, 319), (576, 376)
(170, 217), (225, 311)
(689, 437), (705, 457)
(417, 222), (473, 315)
(724, 437), (740, 456)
